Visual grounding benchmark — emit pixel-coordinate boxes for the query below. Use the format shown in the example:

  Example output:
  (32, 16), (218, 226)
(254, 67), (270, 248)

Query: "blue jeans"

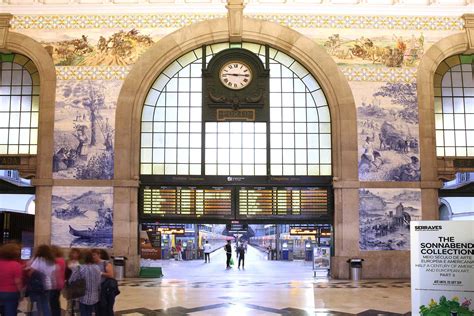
(30, 291), (51, 316)
(0, 292), (20, 316)
(80, 303), (95, 316)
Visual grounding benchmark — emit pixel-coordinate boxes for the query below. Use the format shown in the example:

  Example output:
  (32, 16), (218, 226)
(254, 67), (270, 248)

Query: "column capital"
(462, 14), (474, 52)
(0, 14), (13, 48)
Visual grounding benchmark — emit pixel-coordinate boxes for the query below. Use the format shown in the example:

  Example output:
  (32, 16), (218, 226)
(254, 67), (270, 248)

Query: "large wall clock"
(202, 47), (269, 122)
(219, 60), (253, 90)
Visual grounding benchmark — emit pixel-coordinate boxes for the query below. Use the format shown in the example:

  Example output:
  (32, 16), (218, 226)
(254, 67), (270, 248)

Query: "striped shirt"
(69, 264), (101, 305)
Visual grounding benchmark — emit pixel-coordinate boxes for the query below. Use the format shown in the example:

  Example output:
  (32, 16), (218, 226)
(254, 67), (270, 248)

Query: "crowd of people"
(0, 243), (119, 316)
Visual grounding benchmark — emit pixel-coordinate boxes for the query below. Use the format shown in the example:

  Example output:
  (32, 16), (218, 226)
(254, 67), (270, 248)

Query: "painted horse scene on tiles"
(313, 30), (436, 68)
(352, 81), (420, 181)
(53, 80), (122, 180)
(28, 29), (156, 66)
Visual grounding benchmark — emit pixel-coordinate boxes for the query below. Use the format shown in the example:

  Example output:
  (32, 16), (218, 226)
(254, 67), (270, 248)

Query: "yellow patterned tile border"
(11, 14), (463, 31)
(11, 14), (225, 30)
(251, 14), (463, 31)
(56, 66), (130, 80)
(340, 66), (416, 83)
(56, 65), (416, 83)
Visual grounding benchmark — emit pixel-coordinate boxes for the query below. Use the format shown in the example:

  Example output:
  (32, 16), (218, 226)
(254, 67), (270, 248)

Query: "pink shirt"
(55, 258), (66, 289)
(0, 259), (23, 292)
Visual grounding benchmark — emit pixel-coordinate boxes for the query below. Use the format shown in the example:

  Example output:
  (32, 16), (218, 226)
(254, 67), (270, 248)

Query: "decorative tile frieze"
(56, 66), (130, 80)
(11, 14), (225, 29)
(10, 13), (463, 31)
(55, 65), (416, 82)
(340, 65), (417, 82)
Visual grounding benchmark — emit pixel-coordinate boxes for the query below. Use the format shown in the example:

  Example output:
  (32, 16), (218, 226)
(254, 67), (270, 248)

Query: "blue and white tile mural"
(53, 80), (122, 180)
(51, 186), (113, 248)
(352, 81), (420, 181)
(359, 188), (421, 251)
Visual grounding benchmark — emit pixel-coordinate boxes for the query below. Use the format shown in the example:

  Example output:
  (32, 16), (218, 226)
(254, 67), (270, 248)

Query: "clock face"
(219, 61), (253, 90)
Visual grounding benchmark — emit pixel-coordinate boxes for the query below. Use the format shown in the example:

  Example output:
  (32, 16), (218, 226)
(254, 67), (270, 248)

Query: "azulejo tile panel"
(56, 66), (130, 80)
(11, 14), (225, 30)
(55, 65), (416, 82)
(11, 14), (463, 31)
(341, 66), (417, 83)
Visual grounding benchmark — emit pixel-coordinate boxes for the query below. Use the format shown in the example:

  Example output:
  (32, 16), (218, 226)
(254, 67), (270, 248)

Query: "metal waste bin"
(347, 258), (364, 281)
(112, 256), (127, 280)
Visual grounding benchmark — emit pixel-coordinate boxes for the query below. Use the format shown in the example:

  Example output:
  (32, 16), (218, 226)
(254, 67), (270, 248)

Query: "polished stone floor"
(19, 245), (412, 315)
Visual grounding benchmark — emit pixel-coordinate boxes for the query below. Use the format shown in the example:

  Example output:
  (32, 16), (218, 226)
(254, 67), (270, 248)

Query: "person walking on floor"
(0, 243), (23, 316)
(91, 249), (116, 316)
(68, 250), (101, 316)
(27, 244), (57, 316)
(65, 248), (81, 315)
(203, 241), (211, 263)
(176, 242), (183, 261)
(225, 240), (232, 269)
(237, 243), (245, 269)
(49, 246), (66, 316)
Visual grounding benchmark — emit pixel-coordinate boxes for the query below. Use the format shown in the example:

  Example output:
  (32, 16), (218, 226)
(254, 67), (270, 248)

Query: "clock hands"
(221, 73), (250, 77)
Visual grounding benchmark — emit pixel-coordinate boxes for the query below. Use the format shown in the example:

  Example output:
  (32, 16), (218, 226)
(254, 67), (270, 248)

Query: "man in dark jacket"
(225, 240), (232, 269)
(237, 243), (246, 269)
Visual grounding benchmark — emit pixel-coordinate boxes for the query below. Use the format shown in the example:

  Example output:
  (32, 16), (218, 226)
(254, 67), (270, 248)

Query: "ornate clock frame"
(202, 47), (270, 122)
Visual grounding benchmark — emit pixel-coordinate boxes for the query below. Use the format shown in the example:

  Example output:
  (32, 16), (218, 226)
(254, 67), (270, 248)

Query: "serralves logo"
(414, 225), (442, 231)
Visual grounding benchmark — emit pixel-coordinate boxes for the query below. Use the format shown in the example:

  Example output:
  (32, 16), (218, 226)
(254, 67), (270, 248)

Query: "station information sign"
(289, 224), (318, 235)
(158, 224), (185, 235)
(226, 223), (248, 233)
(238, 187), (328, 217)
(141, 186), (232, 217)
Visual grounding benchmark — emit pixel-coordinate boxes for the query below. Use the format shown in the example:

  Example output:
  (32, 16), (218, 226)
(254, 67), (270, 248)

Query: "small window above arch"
(433, 54), (474, 157)
(0, 52), (40, 155)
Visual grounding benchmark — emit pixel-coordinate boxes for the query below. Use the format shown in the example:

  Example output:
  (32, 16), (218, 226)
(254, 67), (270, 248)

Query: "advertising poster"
(313, 246), (330, 277)
(411, 221), (474, 316)
(140, 230), (161, 260)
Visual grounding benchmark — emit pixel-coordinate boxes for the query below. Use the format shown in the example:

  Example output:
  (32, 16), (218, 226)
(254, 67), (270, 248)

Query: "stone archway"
(416, 17), (471, 220)
(114, 12), (358, 276)
(1, 15), (57, 245)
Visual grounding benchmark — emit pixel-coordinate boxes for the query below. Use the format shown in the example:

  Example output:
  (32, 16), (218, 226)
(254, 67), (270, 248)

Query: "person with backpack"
(0, 243), (23, 316)
(68, 249), (101, 316)
(65, 248), (81, 315)
(27, 245), (56, 316)
(92, 249), (117, 316)
(49, 246), (66, 316)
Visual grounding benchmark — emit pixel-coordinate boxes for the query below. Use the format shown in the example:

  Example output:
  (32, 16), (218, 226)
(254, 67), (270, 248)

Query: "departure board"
(141, 187), (232, 217)
(238, 187), (328, 217)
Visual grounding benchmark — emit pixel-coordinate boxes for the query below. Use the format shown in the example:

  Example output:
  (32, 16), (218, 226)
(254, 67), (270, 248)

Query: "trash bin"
(347, 258), (364, 281)
(112, 256), (127, 280)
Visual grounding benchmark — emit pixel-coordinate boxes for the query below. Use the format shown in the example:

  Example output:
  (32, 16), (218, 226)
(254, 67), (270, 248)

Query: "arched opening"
(3, 29), (57, 246)
(114, 17), (357, 277)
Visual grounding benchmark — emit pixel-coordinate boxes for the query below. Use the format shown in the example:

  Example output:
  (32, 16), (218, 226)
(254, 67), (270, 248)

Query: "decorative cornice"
(0, 14), (13, 48)
(9, 13), (464, 31)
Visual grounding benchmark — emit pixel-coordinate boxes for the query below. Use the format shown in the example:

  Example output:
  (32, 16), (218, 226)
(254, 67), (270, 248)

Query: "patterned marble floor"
(18, 245), (412, 315)
(112, 246), (411, 315)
